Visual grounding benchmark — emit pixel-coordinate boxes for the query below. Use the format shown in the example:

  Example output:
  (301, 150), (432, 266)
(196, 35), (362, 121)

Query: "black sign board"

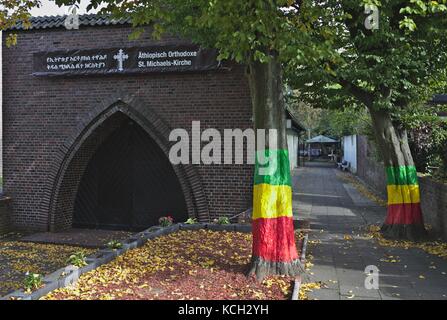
(32, 45), (222, 76)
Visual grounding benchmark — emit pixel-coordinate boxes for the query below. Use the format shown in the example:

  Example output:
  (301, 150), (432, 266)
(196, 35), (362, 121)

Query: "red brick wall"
(2, 25), (253, 232)
(0, 198), (12, 235)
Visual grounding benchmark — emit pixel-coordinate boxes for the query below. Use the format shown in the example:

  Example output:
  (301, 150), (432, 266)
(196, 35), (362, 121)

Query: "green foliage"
(55, 0), (337, 66)
(23, 272), (42, 293)
(216, 217), (231, 225)
(44, 1), (447, 117)
(288, 0), (447, 118)
(289, 98), (323, 132)
(66, 251), (87, 268)
(403, 103), (447, 176)
(289, 93), (371, 139)
(106, 240), (123, 250)
(185, 218), (197, 225)
(316, 107), (372, 138)
(9, 1), (447, 114)
(0, 0), (40, 47)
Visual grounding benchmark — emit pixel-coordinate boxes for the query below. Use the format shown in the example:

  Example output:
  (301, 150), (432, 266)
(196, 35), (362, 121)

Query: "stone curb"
(300, 234), (309, 263)
(292, 233), (309, 301)
(291, 277), (302, 301)
(0, 222), (252, 300)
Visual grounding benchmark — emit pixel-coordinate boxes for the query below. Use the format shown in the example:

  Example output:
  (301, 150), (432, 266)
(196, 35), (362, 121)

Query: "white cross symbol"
(113, 49), (129, 71)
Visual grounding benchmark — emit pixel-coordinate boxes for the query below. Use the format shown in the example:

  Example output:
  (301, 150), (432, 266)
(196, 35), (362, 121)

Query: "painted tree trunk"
(246, 57), (304, 280)
(369, 108), (426, 240)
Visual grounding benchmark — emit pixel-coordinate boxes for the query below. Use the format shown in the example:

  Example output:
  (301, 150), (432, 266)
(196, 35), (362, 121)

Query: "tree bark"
(246, 56), (304, 280)
(369, 108), (427, 240)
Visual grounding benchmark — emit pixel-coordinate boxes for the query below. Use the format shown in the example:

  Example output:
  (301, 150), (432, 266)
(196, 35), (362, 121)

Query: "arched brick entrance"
(45, 94), (209, 232)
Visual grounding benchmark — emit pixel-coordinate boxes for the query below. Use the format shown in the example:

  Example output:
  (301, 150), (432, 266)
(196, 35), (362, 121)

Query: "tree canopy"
(49, 1), (447, 115)
(288, 1), (447, 114)
(51, 0), (344, 66)
(7, 1), (447, 107)
(0, 0), (40, 46)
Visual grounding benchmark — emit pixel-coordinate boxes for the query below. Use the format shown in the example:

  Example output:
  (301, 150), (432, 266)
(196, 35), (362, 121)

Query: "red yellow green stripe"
(383, 165), (424, 229)
(387, 184), (420, 205)
(254, 149), (292, 186)
(253, 184), (292, 219)
(252, 149), (297, 263)
(385, 203), (423, 225)
(386, 166), (418, 185)
(252, 216), (298, 262)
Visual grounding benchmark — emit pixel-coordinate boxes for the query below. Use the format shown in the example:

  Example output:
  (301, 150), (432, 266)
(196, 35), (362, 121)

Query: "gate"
(73, 119), (188, 230)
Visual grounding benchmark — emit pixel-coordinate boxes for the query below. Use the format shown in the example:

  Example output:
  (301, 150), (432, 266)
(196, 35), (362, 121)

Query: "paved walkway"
(293, 162), (447, 300)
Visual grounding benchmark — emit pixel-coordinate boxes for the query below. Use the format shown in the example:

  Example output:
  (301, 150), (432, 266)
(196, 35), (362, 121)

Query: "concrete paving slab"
(294, 163), (447, 300)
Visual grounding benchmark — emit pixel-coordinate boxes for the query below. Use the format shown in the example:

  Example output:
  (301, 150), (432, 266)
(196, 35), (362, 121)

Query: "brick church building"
(2, 14), (255, 232)
(2, 14), (303, 233)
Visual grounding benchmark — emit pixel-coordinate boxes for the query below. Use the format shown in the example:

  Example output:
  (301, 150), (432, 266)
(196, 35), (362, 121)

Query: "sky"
(31, 0), (98, 17)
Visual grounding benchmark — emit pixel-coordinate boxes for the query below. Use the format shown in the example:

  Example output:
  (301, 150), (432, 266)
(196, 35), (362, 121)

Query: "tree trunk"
(441, 142), (447, 178)
(246, 56), (304, 280)
(369, 108), (427, 240)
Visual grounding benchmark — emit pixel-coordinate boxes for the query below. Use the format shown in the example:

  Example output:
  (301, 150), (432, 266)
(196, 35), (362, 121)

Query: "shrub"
(67, 251), (87, 268)
(23, 273), (43, 293)
(107, 240), (123, 250)
(185, 218), (197, 225)
(217, 217), (230, 225)
(159, 215), (174, 227)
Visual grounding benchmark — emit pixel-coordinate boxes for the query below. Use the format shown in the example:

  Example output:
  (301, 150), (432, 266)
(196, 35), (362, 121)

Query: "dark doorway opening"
(73, 115), (188, 231)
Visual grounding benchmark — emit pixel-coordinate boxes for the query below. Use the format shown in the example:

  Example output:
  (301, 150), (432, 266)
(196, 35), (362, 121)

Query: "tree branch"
(337, 78), (373, 108)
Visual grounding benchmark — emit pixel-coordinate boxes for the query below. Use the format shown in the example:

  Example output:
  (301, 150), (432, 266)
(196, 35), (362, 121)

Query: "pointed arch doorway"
(72, 113), (188, 231)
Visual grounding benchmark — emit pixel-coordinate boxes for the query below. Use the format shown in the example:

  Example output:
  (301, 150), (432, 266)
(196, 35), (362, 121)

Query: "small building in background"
(305, 135), (339, 159)
(341, 135), (358, 173)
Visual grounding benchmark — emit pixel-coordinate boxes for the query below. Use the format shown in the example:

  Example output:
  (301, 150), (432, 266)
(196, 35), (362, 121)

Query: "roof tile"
(9, 14), (130, 31)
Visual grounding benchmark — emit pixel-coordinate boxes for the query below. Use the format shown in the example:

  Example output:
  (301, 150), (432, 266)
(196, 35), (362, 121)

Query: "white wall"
(287, 129), (299, 170)
(342, 135), (357, 173)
